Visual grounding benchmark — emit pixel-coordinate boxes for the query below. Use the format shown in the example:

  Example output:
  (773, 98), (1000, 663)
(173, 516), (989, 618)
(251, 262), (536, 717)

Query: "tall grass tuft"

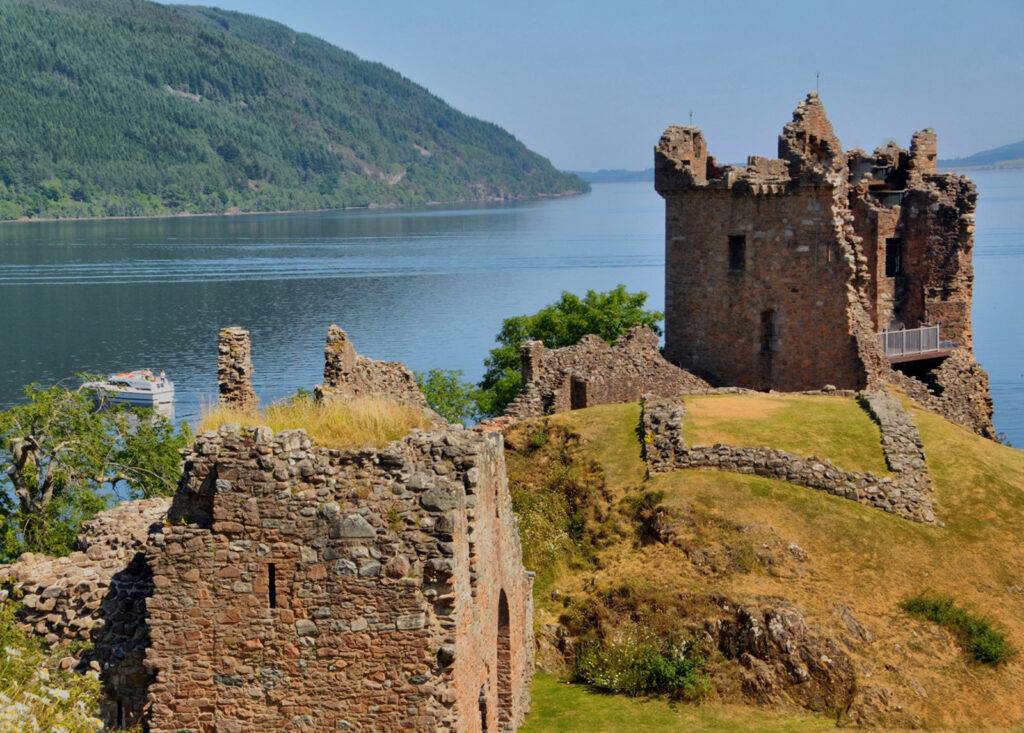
(200, 394), (434, 449)
(901, 592), (1016, 665)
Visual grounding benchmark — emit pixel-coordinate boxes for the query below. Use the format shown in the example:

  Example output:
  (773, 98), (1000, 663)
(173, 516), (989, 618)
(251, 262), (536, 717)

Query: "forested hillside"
(938, 139), (1024, 170)
(0, 0), (586, 220)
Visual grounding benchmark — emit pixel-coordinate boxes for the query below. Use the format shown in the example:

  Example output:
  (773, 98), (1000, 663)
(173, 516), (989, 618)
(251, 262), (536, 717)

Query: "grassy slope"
(514, 396), (1024, 731)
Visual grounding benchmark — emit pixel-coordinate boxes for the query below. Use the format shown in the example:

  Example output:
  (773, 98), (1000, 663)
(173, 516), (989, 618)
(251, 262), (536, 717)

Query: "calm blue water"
(0, 177), (1020, 445)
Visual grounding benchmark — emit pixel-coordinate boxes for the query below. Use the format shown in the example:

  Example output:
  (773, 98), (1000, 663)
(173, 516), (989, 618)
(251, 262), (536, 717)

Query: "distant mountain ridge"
(0, 0), (587, 220)
(938, 139), (1024, 170)
(570, 168), (654, 183)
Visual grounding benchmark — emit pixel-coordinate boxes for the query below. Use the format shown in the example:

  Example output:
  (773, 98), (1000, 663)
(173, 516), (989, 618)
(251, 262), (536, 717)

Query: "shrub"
(476, 286), (663, 416)
(573, 628), (708, 700)
(414, 369), (480, 424)
(0, 381), (190, 561)
(0, 601), (104, 732)
(901, 592), (1016, 665)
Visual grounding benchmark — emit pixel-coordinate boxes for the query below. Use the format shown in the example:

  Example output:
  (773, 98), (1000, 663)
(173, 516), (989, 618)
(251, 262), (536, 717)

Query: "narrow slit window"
(268, 563), (277, 609)
(116, 700), (124, 728)
(760, 310), (779, 354)
(728, 235), (746, 272)
(885, 237), (903, 277)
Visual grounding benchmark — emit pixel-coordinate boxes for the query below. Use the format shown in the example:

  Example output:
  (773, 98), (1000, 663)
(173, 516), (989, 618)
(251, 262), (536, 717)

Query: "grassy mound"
(509, 396), (1024, 730)
(200, 395), (434, 449)
(682, 393), (889, 474)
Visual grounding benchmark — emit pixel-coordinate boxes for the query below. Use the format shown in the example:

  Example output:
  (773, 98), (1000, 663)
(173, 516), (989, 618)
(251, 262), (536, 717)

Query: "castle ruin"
(2, 326), (535, 732)
(506, 324), (710, 418)
(655, 93), (993, 437)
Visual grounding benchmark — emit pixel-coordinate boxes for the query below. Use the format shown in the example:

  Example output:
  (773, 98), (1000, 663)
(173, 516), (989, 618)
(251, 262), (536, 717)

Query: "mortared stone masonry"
(655, 93), (993, 437)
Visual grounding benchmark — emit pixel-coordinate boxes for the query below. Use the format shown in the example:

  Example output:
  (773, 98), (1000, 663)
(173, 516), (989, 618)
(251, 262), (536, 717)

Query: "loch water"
(0, 176), (1021, 445)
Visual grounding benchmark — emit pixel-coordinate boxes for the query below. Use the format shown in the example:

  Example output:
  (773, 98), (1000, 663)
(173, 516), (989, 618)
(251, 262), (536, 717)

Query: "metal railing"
(877, 325), (940, 358)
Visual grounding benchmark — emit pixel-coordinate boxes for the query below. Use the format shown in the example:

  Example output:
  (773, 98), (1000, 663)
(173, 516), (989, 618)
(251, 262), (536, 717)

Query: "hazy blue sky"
(184, 1), (1024, 171)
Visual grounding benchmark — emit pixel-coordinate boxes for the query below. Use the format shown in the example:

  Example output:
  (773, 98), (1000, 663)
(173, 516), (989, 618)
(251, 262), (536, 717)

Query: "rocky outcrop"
(708, 598), (856, 713)
(506, 324), (709, 418)
(889, 348), (995, 438)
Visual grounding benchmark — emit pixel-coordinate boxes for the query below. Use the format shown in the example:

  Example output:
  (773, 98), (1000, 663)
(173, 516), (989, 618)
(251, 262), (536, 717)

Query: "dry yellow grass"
(200, 396), (434, 449)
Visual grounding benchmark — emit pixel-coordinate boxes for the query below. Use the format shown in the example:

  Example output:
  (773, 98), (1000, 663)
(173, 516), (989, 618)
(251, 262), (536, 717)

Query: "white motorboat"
(83, 370), (175, 407)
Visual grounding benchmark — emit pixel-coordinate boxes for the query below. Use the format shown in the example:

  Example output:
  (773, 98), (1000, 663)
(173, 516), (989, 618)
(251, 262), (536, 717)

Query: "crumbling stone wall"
(641, 393), (937, 523)
(218, 326), (257, 410)
(506, 324), (710, 418)
(889, 348), (995, 439)
(0, 498), (170, 729)
(655, 93), (992, 436)
(315, 324), (433, 413)
(146, 423), (533, 733)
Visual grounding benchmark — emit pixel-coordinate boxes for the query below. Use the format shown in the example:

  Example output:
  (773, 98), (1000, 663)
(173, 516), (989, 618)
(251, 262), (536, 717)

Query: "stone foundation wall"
(506, 324), (709, 418)
(146, 423), (533, 732)
(315, 324), (433, 414)
(0, 498), (170, 728)
(641, 394), (937, 523)
(218, 327), (257, 410)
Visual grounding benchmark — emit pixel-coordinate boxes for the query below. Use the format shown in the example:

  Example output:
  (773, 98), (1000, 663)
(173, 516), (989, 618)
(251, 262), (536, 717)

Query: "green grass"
(523, 674), (837, 732)
(682, 394), (890, 474)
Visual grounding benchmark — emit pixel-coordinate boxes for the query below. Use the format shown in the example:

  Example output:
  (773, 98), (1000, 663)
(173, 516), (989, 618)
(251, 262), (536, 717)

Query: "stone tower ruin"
(655, 93), (993, 436)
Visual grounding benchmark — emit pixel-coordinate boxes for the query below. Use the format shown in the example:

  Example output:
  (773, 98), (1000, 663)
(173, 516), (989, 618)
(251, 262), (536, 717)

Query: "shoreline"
(0, 189), (589, 226)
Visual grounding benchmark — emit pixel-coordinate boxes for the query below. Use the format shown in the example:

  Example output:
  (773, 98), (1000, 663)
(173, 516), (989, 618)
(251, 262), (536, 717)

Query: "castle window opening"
(885, 237), (903, 277)
(760, 310), (779, 354)
(728, 235), (746, 272)
(479, 683), (489, 732)
(497, 590), (512, 725)
(268, 563), (277, 609)
(116, 700), (124, 728)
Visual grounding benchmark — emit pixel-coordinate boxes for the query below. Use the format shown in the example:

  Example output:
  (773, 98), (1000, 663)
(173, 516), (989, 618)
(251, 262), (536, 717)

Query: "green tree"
(476, 285), (664, 416)
(0, 381), (191, 560)
(415, 369), (480, 425)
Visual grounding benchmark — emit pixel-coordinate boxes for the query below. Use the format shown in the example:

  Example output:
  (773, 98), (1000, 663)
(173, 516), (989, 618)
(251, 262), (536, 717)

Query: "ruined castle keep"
(655, 93), (993, 436)
(2, 326), (535, 732)
(146, 422), (533, 733)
